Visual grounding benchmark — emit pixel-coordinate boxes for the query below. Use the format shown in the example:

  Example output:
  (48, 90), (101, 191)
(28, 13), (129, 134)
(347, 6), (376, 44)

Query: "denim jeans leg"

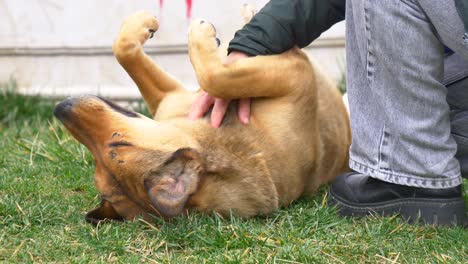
(445, 53), (468, 178)
(345, 0), (465, 188)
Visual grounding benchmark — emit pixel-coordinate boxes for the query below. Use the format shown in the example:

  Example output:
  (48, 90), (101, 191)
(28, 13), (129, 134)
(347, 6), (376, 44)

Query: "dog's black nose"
(54, 98), (75, 120)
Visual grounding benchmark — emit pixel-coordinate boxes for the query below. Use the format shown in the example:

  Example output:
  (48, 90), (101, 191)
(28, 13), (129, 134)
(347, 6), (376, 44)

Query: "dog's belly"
(158, 92), (319, 202)
(155, 87), (349, 206)
(156, 91), (317, 161)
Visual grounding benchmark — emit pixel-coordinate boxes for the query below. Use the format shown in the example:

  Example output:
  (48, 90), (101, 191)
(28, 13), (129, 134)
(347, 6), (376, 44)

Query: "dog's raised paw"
(119, 11), (159, 45)
(188, 19), (219, 51)
(190, 19), (217, 37)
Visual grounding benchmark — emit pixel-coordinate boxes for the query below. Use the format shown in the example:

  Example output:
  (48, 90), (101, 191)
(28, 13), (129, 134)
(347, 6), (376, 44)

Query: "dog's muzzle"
(54, 97), (77, 121)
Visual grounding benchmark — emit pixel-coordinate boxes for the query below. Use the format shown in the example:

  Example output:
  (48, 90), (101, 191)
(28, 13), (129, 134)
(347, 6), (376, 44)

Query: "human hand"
(188, 51), (251, 128)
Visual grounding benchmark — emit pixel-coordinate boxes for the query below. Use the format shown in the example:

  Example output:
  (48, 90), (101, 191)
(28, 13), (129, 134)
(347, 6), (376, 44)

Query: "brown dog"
(54, 9), (350, 223)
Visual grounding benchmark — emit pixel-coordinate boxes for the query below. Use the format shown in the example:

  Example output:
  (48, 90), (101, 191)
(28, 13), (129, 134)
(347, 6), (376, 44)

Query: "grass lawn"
(0, 84), (467, 263)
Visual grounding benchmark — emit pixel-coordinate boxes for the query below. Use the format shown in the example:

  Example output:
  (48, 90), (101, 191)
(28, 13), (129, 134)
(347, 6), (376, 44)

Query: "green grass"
(0, 83), (467, 263)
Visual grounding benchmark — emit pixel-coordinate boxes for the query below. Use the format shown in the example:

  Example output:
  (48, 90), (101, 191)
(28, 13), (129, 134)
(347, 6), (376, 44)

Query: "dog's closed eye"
(108, 141), (133, 148)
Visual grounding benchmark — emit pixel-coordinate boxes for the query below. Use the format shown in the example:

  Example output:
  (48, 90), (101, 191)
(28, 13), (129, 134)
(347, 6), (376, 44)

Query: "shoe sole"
(328, 190), (468, 227)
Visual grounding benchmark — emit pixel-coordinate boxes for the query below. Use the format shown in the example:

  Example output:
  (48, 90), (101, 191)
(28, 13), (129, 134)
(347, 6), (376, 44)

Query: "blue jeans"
(346, 0), (468, 188)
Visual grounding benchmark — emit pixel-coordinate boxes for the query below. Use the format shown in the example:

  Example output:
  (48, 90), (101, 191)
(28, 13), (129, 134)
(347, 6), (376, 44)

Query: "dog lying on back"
(54, 7), (350, 223)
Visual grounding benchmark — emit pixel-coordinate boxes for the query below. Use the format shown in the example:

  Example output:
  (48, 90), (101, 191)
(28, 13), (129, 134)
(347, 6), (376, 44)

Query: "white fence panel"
(0, 0), (345, 99)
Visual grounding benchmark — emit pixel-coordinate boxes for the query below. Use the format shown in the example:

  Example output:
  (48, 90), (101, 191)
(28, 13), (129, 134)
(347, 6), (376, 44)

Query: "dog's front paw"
(113, 11), (159, 58)
(189, 19), (219, 47)
(190, 19), (216, 38)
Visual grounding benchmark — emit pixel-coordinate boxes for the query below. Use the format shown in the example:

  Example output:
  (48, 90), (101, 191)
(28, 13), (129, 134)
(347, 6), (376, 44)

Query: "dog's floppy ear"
(85, 199), (124, 224)
(144, 148), (204, 218)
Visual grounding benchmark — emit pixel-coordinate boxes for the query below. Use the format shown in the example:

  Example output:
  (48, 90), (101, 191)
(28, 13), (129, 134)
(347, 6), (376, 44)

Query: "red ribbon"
(186, 0), (192, 19)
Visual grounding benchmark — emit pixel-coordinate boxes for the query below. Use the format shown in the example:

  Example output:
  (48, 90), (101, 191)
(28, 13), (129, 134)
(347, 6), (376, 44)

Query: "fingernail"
(211, 119), (221, 128)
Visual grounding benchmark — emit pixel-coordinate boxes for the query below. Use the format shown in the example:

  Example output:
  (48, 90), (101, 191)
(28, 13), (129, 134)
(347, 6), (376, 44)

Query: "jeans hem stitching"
(349, 158), (462, 189)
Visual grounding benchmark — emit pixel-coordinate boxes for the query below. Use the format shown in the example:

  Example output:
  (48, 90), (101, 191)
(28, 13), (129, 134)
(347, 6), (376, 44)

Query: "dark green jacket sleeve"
(228, 0), (346, 56)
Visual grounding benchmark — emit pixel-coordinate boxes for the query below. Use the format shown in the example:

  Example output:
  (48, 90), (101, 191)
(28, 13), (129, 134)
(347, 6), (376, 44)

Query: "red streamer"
(186, 0), (193, 19)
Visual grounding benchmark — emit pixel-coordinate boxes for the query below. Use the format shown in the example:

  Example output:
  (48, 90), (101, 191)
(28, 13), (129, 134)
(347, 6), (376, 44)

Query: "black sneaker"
(328, 172), (467, 226)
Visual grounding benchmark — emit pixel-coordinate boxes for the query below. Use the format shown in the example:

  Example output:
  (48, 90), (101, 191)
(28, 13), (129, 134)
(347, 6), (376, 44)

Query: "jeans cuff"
(349, 159), (462, 189)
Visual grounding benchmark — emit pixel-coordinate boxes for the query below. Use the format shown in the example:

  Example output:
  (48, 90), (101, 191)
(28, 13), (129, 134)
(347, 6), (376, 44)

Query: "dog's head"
(54, 95), (205, 223)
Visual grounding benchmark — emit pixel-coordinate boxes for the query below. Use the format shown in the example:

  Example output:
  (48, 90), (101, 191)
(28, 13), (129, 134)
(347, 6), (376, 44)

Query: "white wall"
(0, 0), (345, 99)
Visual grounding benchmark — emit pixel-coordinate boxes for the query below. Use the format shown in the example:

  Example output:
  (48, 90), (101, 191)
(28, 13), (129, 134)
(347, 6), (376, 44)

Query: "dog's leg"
(113, 11), (185, 115)
(188, 21), (313, 99)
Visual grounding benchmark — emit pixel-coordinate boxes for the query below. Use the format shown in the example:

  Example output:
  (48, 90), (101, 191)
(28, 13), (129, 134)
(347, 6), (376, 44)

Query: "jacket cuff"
(228, 13), (294, 56)
(227, 44), (261, 57)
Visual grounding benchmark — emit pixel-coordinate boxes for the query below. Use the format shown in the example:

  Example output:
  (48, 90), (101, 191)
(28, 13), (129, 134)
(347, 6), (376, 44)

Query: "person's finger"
(211, 98), (230, 128)
(237, 98), (251, 125)
(188, 91), (215, 120)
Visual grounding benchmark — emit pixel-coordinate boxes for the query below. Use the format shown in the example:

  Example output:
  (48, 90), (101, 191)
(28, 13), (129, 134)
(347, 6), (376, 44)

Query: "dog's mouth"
(96, 96), (140, 118)
(54, 95), (140, 121)
(53, 95), (147, 151)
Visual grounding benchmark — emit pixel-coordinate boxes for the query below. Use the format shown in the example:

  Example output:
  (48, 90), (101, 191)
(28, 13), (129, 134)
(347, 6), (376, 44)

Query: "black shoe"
(328, 172), (467, 226)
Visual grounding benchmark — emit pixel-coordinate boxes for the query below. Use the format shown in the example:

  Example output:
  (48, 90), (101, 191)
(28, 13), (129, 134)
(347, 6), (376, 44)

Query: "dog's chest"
(154, 92), (197, 120)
